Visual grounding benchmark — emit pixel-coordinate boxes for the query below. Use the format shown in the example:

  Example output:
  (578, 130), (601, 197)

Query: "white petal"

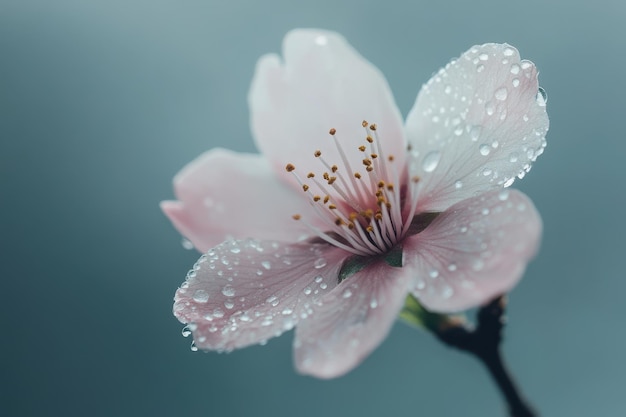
(174, 239), (349, 352)
(405, 43), (549, 212)
(403, 189), (542, 312)
(249, 29), (405, 188)
(293, 259), (412, 378)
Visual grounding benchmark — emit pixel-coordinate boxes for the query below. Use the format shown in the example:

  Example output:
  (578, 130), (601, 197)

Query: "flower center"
(286, 121), (421, 257)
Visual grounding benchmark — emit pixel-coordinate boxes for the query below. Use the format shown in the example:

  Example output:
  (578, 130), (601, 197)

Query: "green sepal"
(338, 246), (403, 284)
(399, 293), (460, 332)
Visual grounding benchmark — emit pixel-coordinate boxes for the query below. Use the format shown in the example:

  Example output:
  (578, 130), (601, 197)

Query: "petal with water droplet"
(404, 43), (549, 212)
(293, 260), (413, 378)
(403, 189), (541, 312)
(173, 239), (349, 351)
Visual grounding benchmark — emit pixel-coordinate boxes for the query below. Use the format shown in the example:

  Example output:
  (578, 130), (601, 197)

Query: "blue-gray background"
(2, 1), (624, 416)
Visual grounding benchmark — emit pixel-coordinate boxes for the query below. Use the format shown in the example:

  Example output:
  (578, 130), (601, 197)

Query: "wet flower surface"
(162, 29), (548, 378)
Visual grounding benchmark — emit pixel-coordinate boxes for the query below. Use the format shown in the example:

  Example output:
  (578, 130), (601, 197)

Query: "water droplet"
(498, 190), (510, 201)
(213, 308), (225, 318)
(503, 177), (515, 187)
(510, 64), (520, 75)
(314, 276), (323, 283)
(472, 259), (484, 271)
(181, 326), (192, 337)
(181, 238), (194, 250)
(370, 298), (378, 309)
(509, 152), (519, 162)
(428, 269), (439, 279)
(521, 60), (532, 70)
(190, 341), (198, 352)
(221, 285), (235, 297)
(460, 226), (468, 233)
(454, 126), (464, 136)
(469, 125), (482, 141)
(536, 87), (547, 106)
(523, 114), (529, 122)
(224, 299), (234, 309)
(479, 144), (491, 156)
(447, 263), (457, 272)
(282, 307), (294, 315)
(444, 85), (452, 94)
(320, 283), (328, 289)
(479, 53), (489, 61)
(494, 87), (508, 101)
(342, 289), (352, 298)
(482, 208), (490, 215)
(476, 64), (485, 73)
(422, 151), (441, 173)
(229, 246), (241, 254)
(266, 295), (279, 307)
(454, 180), (463, 189)
(503, 46), (515, 57)
(482, 167), (493, 176)
(512, 78), (520, 88)
(485, 101), (495, 116)
(441, 286), (454, 299)
(261, 260), (271, 270)
(193, 289), (210, 303)
(314, 258), (327, 269)
(303, 286), (312, 295)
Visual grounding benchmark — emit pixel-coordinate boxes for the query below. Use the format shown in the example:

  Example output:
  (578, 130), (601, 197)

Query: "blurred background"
(2, 0), (624, 416)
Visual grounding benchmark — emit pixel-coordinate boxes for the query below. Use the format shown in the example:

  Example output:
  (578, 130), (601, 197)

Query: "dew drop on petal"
(503, 46), (515, 57)
(181, 238), (194, 250)
(314, 276), (323, 283)
(282, 307), (294, 315)
(509, 152), (519, 163)
(221, 285), (235, 297)
(469, 125), (482, 141)
(536, 87), (548, 106)
(261, 260), (271, 270)
(479, 144), (491, 156)
(213, 308), (225, 318)
(472, 259), (485, 271)
(510, 64), (521, 75)
(224, 299), (235, 309)
(422, 151), (441, 173)
(428, 269), (439, 279)
(190, 341), (198, 352)
(447, 263), (457, 272)
(192, 289), (210, 303)
(370, 298), (378, 309)
(512, 78), (520, 88)
(342, 289), (353, 298)
(181, 326), (192, 337)
(495, 87), (508, 101)
(303, 286), (312, 295)
(320, 283), (328, 290)
(266, 295), (279, 307)
(314, 258), (327, 269)
(498, 190), (510, 201)
(454, 180), (463, 189)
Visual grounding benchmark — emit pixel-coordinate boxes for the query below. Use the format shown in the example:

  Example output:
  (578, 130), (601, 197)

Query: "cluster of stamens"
(286, 121), (421, 256)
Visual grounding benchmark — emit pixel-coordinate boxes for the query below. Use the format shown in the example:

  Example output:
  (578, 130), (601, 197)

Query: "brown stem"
(433, 296), (537, 417)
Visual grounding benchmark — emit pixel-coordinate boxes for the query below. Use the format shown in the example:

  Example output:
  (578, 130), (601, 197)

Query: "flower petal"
(403, 189), (541, 312)
(293, 259), (412, 378)
(405, 43), (549, 212)
(161, 148), (322, 252)
(174, 239), (350, 352)
(249, 29), (405, 188)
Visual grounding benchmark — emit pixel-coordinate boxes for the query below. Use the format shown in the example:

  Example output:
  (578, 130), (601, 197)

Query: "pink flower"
(162, 29), (548, 378)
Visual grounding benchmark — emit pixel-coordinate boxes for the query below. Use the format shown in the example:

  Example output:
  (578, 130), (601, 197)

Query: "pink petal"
(293, 259), (412, 378)
(174, 239), (350, 351)
(249, 29), (405, 188)
(403, 189), (541, 312)
(161, 148), (322, 252)
(405, 43), (549, 212)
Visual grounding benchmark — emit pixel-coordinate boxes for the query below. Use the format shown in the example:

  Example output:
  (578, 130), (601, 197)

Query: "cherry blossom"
(162, 29), (548, 378)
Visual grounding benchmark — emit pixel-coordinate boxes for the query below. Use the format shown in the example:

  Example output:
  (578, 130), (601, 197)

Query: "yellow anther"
(285, 163), (295, 172)
(313, 195), (321, 202)
(412, 175), (421, 183)
(366, 166), (373, 172)
(348, 223), (355, 229)
(302, 184), (309, 192)
(366, 225), (374, 232)
(377, 180), (385, 188)
(362, 120), (369, 127)
(388, 155), (395, 162)
(323, 172), (330, 180)
(334, 217), (343, 226)
(292, 214), (301, 220)
(370, 123), (377, 131)
(331, 165), (338, 173)
(366, 136), (374, 143)
(329, 128), (336, 135)
(328, 204), (337, 210)
(362, 158), (372, 166)
(387, 183), (394, 191)
(375, 212), (383, 220)
(307, 172), (315, 178)
(349, 212), (358, 221)
(323, 195), (330, 204)
(358, 145), (366, 152)
(354, 172), (362, 179)
(371, 153), (378, 159)
(314, 150), (322, 157)
(327, 176), (337, 185)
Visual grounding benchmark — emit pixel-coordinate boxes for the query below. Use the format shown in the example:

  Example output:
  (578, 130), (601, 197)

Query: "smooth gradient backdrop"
(2, 1), (624, 416)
